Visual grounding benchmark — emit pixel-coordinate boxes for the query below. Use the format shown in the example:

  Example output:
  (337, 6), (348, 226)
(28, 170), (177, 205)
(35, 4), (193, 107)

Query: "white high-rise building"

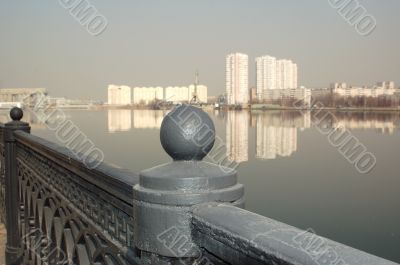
(108, 85), (131, 105)
(292, 63), (298, 89)
(256, 56), (298, 100)
(276, 59), (284, 90)
(277, 59), (297, 89)
(256, 56), (277, 100)
(226, 53), (249, 105)
(281, 59), (292, 89)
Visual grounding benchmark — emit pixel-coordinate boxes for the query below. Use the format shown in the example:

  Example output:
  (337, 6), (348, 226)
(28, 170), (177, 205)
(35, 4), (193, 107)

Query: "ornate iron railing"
(15, 132), (140, 265)
(0, 106), (398, 265)
(0, 123), (5, 224)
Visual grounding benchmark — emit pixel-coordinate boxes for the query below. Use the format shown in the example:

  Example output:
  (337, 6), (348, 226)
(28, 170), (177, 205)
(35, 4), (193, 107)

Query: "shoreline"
(2, 105), (398, 112)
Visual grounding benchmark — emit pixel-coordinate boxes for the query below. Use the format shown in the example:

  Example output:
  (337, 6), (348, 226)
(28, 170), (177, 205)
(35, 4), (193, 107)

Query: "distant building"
(261, 88), (311, 106)
(132, 87), (163, 105)
(376, 81), (396, 90)
(226, 53), (249, 105)
(0, 88), (47, 107)
(250, 87), (257, 103)
(188, 84), (208, 103)
(129, 85), (208, 105)
(0, 102), (23, 109)
(47, 97), (67, 106)
(331, 82), (396, 98)
(311, 88), (331, 98)
(278, 59), (297, 90)
(256, 56), (277, 97)
(256, 55), (298, 100)
(165, 86), (190, 103)
(331, 83), (348, 89)
(108, 85), (131, 105)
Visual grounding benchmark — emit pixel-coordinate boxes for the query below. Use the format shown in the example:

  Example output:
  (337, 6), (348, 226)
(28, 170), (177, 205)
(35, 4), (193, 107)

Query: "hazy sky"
(0, 0), (399, 100)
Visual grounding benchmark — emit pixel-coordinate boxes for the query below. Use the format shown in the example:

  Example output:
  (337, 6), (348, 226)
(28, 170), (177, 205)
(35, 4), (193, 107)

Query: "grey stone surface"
(192, 203), (399, 265)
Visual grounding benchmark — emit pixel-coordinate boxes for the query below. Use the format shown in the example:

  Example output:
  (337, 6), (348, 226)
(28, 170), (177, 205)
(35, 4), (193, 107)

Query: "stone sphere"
(160, 105), (215, 160)
(10, 107), (23, 121)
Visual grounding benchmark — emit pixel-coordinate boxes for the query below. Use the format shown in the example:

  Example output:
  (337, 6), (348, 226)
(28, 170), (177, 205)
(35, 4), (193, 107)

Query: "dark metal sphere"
(160, 105), (215, 160)
(10, 107), (23, 121)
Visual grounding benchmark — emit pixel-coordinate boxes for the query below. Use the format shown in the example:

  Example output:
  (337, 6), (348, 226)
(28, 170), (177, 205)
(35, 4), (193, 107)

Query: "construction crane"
(190, 70), (200, 104)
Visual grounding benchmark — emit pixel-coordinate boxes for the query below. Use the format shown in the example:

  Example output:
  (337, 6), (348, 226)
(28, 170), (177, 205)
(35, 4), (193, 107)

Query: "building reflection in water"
(108, 110), (131, 132)
(108, 110), (167, 132)
(255, 112), (310, 160)
(5, 108), (395, 160)
(133, 110), (164, 129)
(330, 112), (399, 134)
(226, 111), (249, 163)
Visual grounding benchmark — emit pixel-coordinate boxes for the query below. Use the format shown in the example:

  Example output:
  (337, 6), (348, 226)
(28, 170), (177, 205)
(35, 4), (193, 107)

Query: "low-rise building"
(376, 81), (396, 90)
(261, 88), (311, 106)
(0, 88), (47, 107)
(332, 86), (396, 97)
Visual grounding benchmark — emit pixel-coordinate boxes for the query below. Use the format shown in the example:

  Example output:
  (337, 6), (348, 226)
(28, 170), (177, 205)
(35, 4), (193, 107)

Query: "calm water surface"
(2, 109), (399, 262)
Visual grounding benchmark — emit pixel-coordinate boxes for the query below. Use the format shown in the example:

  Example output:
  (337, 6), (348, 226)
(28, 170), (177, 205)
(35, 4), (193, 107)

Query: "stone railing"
(0, 106), (397, 265)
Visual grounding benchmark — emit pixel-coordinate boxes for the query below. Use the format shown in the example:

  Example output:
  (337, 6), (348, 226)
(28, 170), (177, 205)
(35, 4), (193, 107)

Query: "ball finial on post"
(10, 107), (23, 121)
(160, 105), (215, 161)
(134, 104), (243, 262)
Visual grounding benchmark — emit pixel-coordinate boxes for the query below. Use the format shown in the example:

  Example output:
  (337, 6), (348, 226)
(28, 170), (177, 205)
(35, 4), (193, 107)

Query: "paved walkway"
(0, 224), (5, 265)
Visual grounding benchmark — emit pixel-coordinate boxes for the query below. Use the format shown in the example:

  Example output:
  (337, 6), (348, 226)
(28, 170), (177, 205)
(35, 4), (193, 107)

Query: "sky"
(0, 0), (399, 100)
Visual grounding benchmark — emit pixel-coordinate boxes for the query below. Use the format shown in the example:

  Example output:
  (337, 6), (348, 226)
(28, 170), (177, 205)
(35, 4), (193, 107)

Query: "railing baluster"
(4, 107), (30, 265)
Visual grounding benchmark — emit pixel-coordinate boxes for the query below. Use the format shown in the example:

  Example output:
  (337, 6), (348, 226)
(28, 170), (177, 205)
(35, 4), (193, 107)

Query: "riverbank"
(250, 105), (400, 112)
(32, 104), (400, 112)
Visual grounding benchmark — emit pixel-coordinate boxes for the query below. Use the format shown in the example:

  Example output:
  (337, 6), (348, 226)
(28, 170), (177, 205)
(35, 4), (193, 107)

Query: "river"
(1, 109), (399, 262)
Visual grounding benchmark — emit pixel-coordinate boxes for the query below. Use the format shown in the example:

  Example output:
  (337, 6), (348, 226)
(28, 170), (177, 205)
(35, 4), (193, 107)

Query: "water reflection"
(69, 109), (400, 162)
(2, 108), (395, 262)
(256, 122), (297, 160)
(108, 110), (167, 132)
(255, 111), (310, 160)
(108, 110), (131, 132)
(105, 109), (400, 160)
(226, 111), (249, 163)
(0, 109), (398, 162)
(331, 112), (400, 134)
(132, 110), (164, 129)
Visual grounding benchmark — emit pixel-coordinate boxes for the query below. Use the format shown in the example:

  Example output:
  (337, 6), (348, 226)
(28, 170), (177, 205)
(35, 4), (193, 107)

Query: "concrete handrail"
(192, 203), (399, 265)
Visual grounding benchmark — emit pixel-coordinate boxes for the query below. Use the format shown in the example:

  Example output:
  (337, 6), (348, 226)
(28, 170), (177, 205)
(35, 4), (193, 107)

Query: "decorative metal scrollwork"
(0, 132), (5, 224)
(16, 142), (138, 265)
